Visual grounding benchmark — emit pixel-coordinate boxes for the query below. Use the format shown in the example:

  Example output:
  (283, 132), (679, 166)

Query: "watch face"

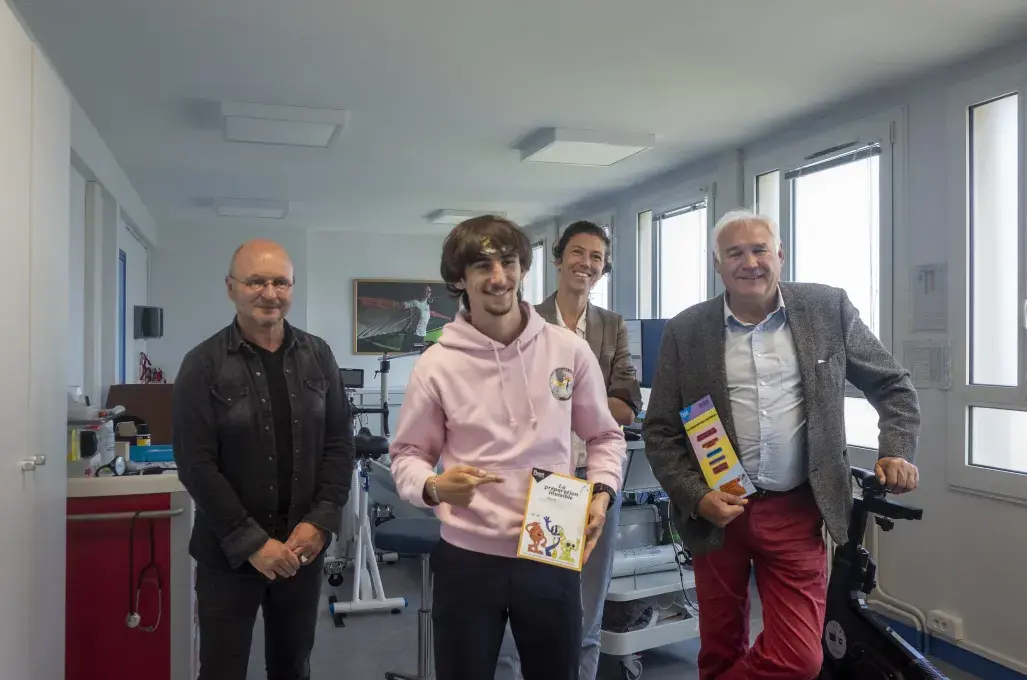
(113, 456), (126, 475)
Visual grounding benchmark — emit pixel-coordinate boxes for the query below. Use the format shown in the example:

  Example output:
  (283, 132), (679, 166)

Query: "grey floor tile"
(241, 555), (979, 680)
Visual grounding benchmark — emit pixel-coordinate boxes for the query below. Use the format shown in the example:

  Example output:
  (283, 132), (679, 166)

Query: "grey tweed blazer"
(642, 282), (920, 554)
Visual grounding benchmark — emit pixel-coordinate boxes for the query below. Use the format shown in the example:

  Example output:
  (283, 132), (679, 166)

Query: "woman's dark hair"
(552, 221), (612, 275)
(440, 215), (533, 310)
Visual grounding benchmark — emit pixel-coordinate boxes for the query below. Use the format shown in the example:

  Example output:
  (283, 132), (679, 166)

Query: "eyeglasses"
(231, 276), (294, 293)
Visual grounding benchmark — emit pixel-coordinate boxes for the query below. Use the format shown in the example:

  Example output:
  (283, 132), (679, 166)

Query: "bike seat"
(355, 432), (390, 459)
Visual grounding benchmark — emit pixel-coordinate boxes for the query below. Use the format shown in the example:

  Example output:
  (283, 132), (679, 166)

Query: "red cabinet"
(66, 493), (176, 680)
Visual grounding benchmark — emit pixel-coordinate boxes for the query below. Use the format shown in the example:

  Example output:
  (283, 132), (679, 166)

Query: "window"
(968, 94), (1018, 388)
(755, 170), (780, 227)
(117, 249), (126, 384)
(791, 146), (881, 338)
(745, 112), (897, 454)
(589, 224), (612, 310)
(658, 201), (708, 318)
(949, 72), (1027, 497)
(523, 240), (546, 305)
(637, 210), (653, 317)
(636, 194), (711, 319)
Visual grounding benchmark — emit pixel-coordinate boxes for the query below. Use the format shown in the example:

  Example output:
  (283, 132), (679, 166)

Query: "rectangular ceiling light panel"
(521, 128), (655, 166)
(428, 209), (508, 225)
(215, 198), (290, 220)
(221, 101), (349, 148)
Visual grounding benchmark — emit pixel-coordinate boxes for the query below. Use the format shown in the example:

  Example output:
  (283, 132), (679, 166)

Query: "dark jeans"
(432, 540), (582, 680)
(195, 553), (325, 680)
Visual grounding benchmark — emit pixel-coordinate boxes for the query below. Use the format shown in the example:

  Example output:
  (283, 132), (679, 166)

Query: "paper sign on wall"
(680, 395), (756, 498)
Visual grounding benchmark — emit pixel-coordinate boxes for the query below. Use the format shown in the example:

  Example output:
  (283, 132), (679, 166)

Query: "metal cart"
(601, 442), (701, 680)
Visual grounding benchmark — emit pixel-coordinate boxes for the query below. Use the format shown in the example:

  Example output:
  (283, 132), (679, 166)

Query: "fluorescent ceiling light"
(428, 209), (507, 225)
(520, 128), (655, 166)
(221, 101), (349, 148)
(214, 198), (290, 220)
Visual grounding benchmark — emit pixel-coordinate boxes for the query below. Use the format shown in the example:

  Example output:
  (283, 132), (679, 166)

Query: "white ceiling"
(13, 0), (1027, 235)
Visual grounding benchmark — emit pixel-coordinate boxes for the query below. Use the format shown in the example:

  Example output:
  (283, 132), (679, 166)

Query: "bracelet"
(427, 476), (441, 505)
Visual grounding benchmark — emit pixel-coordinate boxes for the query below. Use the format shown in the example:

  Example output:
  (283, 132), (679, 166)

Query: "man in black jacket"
(173, 238), (354, 680)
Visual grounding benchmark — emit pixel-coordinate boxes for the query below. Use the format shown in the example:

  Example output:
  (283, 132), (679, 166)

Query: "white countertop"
(68, 471), (185, 498)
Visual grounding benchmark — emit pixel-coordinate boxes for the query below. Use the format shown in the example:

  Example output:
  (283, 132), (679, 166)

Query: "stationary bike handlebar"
(850, 466), (923, 522)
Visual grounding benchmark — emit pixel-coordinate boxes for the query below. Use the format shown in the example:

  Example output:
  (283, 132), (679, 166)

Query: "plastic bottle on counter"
(135, 424), (151, 447)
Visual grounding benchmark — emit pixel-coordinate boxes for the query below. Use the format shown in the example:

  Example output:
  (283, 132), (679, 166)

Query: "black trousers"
(195, 554), (325, 680)
(431, 540), (582, 680)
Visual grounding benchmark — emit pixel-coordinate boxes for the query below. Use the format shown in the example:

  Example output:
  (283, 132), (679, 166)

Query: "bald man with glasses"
(173, 239), (354, 680)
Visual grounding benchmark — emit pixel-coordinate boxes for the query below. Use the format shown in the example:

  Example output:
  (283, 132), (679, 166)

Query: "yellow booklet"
(679, 395), (757, 498)
(516, 468), (593, 571)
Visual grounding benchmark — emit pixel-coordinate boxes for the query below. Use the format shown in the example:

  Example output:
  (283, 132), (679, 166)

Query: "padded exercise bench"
(375, 516), (441, 680)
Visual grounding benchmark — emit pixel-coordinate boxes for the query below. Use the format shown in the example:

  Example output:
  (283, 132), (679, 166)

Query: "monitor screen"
(340, 368), (364, 389)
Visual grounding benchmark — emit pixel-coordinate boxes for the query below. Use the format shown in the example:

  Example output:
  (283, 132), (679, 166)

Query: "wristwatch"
(592, 483), (617, 509)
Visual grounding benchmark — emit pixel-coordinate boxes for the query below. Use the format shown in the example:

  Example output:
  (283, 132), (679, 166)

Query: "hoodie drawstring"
(514, 341), (538, 427)
(490, 340), (539, 428)
(490, 343), (517, 428)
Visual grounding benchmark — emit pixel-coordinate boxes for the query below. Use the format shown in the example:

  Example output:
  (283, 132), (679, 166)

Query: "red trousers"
(692, 485), (828, 680)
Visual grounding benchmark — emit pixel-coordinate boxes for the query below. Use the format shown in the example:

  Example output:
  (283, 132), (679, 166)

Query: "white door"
(0, 5), (37, 679)
(30, 44), (72, 680)
(0, 4), (71, 678)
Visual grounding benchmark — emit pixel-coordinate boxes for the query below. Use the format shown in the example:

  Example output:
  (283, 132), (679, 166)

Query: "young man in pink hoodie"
(389, 215), (628, 680)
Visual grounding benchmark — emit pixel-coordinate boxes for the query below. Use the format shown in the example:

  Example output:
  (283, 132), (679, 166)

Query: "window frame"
(117, 248), (126, 384)
(634, 182), (716, 319)
(743, 107), (905, 458)
(946, 63), (1027, 501)
(523, 238), (547, 305)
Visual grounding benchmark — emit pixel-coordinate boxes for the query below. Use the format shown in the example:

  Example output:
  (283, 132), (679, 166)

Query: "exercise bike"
(325, 344), (434, 626)
(819, 466), (948, 679)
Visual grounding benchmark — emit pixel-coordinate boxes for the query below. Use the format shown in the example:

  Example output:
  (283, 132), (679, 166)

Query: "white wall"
(68, 165), (86, 389)
(119, 219), (149, 383)
(150, 228), (447, 389)
(146, 223), (308, 381)
(69, 98), (157, 246)
(305, 230), (448, 388)
(555, 42), (1027, 673)
(63, 99), (157, 404)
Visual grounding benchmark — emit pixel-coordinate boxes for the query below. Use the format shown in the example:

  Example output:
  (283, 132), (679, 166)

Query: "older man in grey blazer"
(643, 209), (920, 680)
(495, 220), (642, 680)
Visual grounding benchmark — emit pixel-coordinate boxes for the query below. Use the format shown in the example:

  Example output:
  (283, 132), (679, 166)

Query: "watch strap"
(592, 483), (617, 509)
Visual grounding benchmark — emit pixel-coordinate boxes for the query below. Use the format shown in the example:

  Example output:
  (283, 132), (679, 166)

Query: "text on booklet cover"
(680, 395), (757, 498)
(516, 468), (593, 572)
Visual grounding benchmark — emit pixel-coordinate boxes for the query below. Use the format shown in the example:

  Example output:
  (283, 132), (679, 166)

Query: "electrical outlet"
(927, 610), (964, 640)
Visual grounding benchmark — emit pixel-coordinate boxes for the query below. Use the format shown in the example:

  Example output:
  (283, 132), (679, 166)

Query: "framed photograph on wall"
(353, 279), (459, 355)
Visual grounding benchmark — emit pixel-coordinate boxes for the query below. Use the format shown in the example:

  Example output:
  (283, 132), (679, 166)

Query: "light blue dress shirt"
(723, 293), (809, 492)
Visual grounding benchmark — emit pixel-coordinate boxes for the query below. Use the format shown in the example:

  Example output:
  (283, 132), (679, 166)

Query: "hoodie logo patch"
(549, 368), (574, 401)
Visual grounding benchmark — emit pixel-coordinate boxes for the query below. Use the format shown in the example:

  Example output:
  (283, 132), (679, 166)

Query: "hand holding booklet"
(516, 468), (593, 571)
(680, 395), (757, 498)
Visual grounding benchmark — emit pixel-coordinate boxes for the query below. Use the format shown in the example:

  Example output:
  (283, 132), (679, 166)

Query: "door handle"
(20, 456), (45, 472)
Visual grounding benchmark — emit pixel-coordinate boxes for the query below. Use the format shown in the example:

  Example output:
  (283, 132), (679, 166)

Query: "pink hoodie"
(389, 302), (627, 558)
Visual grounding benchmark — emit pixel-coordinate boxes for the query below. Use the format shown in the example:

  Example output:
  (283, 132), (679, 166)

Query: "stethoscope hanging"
(125, 511), (163, 632)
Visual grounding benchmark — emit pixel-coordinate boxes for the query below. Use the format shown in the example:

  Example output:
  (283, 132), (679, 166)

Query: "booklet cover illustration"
(516, 468), (593, 571)
(680, 395), (757, 498)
